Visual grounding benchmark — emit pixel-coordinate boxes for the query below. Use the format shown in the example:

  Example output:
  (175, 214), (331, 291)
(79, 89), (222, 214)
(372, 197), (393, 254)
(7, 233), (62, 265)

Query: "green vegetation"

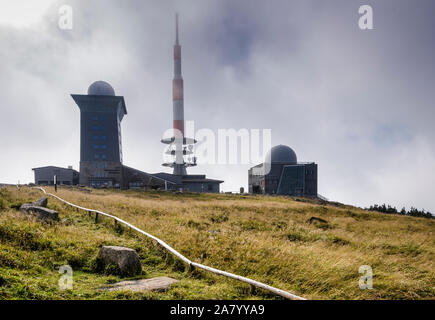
(0, 186), (434, 300)
(365, 204), (433, 219)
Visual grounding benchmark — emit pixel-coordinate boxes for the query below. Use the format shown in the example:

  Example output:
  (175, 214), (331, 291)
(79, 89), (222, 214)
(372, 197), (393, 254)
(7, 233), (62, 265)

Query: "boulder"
(98, 246), (142, 276)
(19, 204), (58, 221)
(32, 197), (48, 207)
(308, 216), (328, 224)
(104, 277), (178, 292)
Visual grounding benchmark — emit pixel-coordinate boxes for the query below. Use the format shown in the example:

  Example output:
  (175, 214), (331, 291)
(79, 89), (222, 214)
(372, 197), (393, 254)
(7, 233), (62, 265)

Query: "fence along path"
(34, 186), (306, 300)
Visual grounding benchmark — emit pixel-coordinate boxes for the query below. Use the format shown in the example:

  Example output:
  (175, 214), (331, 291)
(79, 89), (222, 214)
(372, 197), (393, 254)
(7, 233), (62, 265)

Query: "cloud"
(0, 0), (434, 212)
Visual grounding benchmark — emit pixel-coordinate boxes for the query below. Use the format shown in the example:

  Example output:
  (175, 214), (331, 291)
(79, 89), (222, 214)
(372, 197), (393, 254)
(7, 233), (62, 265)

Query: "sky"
(0, 0), (434, 212)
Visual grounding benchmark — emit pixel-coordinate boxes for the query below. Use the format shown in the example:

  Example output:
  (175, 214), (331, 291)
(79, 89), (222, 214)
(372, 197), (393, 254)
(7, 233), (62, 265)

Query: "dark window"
(208, 184), (213, 191)
(93, 145), (99, 149)
(101, 135), (106, 140)
(93, 125), (98, 130)
(94, 154), (99, 159)
(93, 116), (98, 121)
(93, 135), (98, 140)
(101, 154), (107, 159)
(102, 145), (107, 150)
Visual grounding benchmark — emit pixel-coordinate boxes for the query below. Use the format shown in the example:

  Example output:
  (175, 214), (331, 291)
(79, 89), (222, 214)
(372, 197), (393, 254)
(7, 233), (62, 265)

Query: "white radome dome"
(87, 81), (115, 96)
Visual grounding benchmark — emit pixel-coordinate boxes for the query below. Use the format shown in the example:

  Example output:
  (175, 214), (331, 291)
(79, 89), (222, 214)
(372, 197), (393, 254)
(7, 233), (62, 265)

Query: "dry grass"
(0, 186), (434, 300)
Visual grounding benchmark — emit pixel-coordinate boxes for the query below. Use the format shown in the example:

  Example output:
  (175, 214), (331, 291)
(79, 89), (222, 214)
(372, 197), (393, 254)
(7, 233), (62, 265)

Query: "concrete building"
(32, 166), (79, 186)
(248, 145), (318, 197)
(70, 80), (222, 192)
(72, 81), (126, 188)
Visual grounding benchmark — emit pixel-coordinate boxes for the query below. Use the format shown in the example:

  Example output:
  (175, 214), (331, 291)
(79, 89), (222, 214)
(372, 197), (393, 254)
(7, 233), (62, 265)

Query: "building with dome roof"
(69, 80), (222, 192)
(71, 81), (128, 187)
(248, 145), (317, 197)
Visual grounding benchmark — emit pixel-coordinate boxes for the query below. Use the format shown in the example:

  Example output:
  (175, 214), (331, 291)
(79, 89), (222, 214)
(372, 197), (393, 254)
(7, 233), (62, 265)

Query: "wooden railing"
(34, 186), (306, 300)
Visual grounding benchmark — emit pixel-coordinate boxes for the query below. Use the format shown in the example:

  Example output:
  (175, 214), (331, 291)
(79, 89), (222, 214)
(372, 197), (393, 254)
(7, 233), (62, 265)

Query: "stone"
(103, 277), (178, 292)
(19, 204), (58, 221)
(32, 197), (48, 207)
(308, 216), (328, 224)
(98, 246), (142, 276)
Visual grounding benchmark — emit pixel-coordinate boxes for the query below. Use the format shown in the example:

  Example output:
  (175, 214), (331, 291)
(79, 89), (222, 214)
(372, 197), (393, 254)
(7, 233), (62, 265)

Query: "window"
(94, 154), (99, 159)
(93, 135), (98, 140)
(95, 162), (98, 169)
(101, 145), (107, 150)
(95, 171), (99, 177)
(93, 125), (98, 130)
(100, 116), (104, 121)
(101, 135), (106, 141)
(101, 154), (107, 159)
(93, 145), (99, 149)
(93, 116), (98, 121)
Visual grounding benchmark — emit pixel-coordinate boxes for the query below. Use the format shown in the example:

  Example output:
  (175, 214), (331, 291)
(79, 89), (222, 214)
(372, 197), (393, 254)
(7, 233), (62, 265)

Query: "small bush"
(239, 220), (269, 231)
(285, 229), (321, 242)
(209, 213), (229, 224)
(327, 235), (350, 246)
(0, 199), (7, 210)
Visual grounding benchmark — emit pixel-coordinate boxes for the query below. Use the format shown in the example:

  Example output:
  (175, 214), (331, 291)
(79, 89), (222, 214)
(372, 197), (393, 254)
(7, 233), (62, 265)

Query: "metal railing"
(33, 186), (306, 300)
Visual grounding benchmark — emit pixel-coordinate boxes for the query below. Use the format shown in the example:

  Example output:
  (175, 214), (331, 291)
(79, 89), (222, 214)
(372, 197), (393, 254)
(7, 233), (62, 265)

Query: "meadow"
(0, 186), (433, 300)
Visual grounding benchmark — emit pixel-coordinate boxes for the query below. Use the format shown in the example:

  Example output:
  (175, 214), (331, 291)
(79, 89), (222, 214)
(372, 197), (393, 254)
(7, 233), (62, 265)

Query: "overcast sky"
(0, 0), (434, 212)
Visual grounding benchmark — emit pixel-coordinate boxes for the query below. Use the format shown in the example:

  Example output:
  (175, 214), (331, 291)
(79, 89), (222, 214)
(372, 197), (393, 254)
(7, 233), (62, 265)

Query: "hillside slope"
(0, 186), (434, 300)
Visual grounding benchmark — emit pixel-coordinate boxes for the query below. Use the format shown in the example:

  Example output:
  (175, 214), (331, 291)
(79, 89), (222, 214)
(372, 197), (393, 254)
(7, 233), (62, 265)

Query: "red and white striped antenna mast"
(161, 13), (197, 175)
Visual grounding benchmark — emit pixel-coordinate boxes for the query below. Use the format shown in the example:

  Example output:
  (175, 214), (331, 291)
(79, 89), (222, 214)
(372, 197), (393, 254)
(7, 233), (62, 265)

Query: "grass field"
(0, 186), (434, 300)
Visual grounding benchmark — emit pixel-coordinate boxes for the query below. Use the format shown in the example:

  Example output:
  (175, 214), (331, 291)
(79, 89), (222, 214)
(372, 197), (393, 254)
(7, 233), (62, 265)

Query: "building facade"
(248, 145), (318, 197)
(32, 166), (79, 186)
(72, 81), (127, 188)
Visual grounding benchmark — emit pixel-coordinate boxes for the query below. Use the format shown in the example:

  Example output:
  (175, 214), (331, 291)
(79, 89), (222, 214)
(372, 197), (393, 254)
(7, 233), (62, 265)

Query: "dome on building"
(265, 145), (297, 164)
(87, 81), (115, 96)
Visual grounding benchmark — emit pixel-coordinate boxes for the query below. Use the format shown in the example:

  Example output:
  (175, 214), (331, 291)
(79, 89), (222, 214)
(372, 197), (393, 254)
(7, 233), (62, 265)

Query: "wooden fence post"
(250, 284), (256, 295)
(95, 212), (99, 223)
(189, 263), (195, 273)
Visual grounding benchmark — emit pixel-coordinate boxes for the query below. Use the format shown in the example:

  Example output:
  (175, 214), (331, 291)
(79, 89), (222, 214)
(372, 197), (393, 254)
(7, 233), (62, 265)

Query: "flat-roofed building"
(32, 166), (79, 186)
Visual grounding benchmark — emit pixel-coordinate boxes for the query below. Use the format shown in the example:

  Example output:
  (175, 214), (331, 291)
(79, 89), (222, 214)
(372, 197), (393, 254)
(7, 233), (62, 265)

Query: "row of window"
(93, 135), (107, 140)
(94, 154), (107, 160)
(92, 125), (105, 131)
(94, 171), (108, 178)
(95, 162), (107, 169)
(93, 115), (105, 121)
(93, 144), (107, 150)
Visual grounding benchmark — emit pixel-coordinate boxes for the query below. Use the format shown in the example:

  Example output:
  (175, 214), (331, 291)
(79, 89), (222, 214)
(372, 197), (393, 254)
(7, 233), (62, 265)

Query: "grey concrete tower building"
(71, 81), (127, 187)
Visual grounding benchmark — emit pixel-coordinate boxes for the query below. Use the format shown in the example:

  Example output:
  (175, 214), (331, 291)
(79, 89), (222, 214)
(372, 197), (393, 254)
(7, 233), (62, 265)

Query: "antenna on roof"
(175, 13), (179, 45)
